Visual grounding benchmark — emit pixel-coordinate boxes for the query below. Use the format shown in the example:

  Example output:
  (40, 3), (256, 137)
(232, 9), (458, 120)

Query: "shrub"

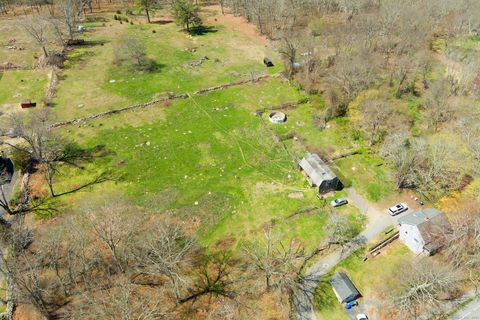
(113, 14), (118, 20)
(297, 96), (309, 104)
(116, 10), (121, 14)
(114, 36), (155, 72)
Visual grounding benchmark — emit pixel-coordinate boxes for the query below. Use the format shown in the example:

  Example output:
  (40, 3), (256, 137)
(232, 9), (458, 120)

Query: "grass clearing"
(53, 15), (281, 121)
(1, 9), (365, 254)
(334, 153), (395, 202)
(54, 78), (352, 249)
(0, 69), (49, 106)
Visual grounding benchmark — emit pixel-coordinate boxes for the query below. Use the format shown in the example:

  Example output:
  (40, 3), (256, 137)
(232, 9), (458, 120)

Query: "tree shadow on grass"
(151, 20), (173, 25)
(48, 144), (116, 199)
(148, 61), (166, 72)
(189, 25), (218, 36)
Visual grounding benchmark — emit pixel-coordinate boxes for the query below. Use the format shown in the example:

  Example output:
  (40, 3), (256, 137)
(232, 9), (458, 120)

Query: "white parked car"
(356, 314), (368, 320)
(387, 203), (408, 216)
(330, 198), (348, 207)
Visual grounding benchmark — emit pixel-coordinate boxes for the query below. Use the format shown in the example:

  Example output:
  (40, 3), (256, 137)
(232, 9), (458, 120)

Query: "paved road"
(448, 296), (480, 320)
(0, 172), (17, 290)
(293, 187), (411, 320)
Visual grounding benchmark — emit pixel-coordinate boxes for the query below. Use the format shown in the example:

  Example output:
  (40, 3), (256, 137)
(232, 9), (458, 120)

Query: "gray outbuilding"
(329, 272), (361, 303)
(298, 152), (342, 194)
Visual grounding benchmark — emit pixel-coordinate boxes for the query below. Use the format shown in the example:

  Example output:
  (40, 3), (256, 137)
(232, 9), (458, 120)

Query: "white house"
(398, 208), (450, 255)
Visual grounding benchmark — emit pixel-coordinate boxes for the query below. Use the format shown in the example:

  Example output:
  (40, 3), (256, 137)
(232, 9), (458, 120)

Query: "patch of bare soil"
(13, 304), (46, 320)
(288, 192), (304, 199)
(203, 5), (270, 46)
(374, 188), (428, 213)
(28, 167), (49, 199)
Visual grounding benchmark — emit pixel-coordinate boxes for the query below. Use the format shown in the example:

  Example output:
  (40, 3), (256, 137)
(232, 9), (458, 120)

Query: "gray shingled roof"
(398, 208), (442, 226)
(329, 272), (360, 302)
(298, 152), (336, 186)
(400, 208), (450, 254)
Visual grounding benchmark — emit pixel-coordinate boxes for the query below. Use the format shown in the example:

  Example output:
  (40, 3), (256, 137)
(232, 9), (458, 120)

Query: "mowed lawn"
(52, 13), (281, 121)
(53, 79), (362, 249)
(0, 69), (49, 106)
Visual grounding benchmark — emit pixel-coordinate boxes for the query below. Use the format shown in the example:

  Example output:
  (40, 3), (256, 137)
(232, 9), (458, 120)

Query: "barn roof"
(329, 272), (360, 303)
(0, 157), (14, 185)
(298, 152), (337, 186)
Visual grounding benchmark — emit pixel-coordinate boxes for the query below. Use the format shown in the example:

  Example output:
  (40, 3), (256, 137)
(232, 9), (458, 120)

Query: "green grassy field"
(314, 242), (412, 320)
(39, 11), (367, 250)
(0, 69), (49, 106)
(0, 9), (373, 252)
(52, 17), (281, 121)
(53, 77), (362, 249)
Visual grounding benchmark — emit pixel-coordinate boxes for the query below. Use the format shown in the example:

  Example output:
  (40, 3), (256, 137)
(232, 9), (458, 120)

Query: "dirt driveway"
(294, 186), (424, 320)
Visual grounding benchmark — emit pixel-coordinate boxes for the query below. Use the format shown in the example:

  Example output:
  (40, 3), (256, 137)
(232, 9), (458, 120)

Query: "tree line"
(0, 194), (359, 319)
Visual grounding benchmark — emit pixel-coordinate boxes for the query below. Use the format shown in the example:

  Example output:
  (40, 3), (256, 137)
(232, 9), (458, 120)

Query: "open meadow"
(0, 7), (371, 254)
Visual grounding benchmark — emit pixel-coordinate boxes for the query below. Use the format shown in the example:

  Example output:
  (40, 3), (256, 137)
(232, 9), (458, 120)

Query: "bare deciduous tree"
(130, 219), (196, 302)
(20, 14), (51, 57)
(386, 259), (460, 319)
(83, 198), (144, 273)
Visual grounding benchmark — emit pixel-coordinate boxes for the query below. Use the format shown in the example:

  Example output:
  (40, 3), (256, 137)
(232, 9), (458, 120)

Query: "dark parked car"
(263, 57), (274, 67)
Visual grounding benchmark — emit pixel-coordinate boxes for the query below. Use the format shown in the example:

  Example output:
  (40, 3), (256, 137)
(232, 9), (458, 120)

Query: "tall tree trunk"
(146, 7), (151, 23)
(42, 45), (48, 58)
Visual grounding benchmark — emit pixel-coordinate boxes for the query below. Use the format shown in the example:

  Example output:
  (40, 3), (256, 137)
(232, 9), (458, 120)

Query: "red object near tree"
(20, 100), (36, 108)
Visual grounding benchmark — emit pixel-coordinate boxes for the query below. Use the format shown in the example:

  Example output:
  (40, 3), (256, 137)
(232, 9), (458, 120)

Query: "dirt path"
(203, 5), (270, 46)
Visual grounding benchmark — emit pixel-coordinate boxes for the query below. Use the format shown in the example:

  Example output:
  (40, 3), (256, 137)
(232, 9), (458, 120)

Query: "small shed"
(329, 272), (361, 303)
(298, 152), (342, 194)
(263, 57), (274, 67)
(0, 157), (14, 185)
(20, 100), (36, 108)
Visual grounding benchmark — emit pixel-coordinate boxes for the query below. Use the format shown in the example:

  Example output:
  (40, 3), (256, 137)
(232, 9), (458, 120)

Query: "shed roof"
(298, 153), (337, 186)
(329, 272), (360, 302)
(0, 157), (14, 185)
